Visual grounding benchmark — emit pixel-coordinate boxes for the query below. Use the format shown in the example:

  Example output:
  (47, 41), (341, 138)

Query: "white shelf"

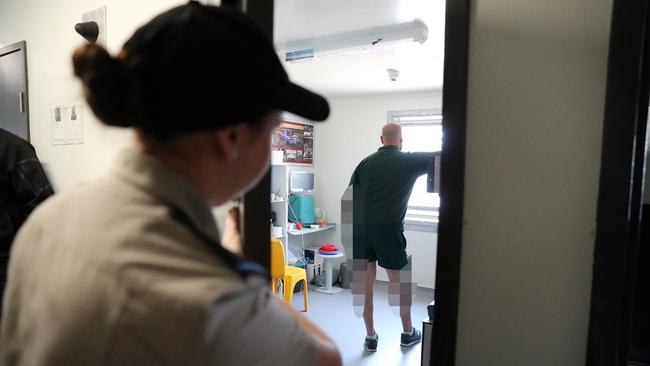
(287, 224), (336, 236)
(271, 165), (291, 266)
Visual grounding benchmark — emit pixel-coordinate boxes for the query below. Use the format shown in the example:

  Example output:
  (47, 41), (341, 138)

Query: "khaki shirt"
(1, 148), (316, 365)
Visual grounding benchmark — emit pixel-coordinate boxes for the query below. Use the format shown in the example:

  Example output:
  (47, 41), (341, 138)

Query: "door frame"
(432, 0), (471, 365)
(586, 0), (650, 364)
(0, 41), (30, 141)
(223, 0), (274, 270)
(237, 1), (471, 365)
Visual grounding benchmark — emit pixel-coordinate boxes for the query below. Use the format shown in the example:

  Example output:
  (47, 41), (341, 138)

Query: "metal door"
(0, 41), (29, 140)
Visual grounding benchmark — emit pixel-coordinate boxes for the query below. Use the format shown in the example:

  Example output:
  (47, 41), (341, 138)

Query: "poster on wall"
(51, 104), (84, 145)
(272, 121), (314, 164)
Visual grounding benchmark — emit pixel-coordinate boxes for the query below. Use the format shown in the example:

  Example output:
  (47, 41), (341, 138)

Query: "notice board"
(272, 121), (314, 164)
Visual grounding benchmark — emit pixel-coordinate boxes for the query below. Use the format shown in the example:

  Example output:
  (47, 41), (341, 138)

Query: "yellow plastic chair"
(271, 239), (308, 312)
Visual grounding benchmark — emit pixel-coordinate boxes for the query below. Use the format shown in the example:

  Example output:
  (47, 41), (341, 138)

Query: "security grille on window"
(388, 109), (442, 225)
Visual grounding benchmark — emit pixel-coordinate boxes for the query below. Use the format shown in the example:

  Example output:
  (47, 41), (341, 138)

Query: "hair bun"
(72, 43), (133, 127)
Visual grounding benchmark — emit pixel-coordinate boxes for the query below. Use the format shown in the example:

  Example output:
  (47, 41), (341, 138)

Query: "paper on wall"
(51, 104), (84, 145)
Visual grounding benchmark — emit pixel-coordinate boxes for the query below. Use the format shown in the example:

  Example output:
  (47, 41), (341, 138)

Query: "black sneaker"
(364, 333), (378, 352)
(400, 328), (421, 347)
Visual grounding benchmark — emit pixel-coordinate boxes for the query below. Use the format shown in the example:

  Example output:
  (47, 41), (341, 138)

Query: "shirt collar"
(378, 145), (400, 151)
(111, 147), (220, 239)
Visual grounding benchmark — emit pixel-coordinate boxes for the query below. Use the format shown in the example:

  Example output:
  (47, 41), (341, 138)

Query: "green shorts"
(353, 224), (408, 270)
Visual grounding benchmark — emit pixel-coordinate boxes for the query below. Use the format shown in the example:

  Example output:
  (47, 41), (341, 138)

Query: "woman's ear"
(212, 127), (236, 161)
(212, 123), (247, 161)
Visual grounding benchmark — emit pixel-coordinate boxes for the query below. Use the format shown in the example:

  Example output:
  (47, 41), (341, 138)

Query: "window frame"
(387, 109), (442, 231)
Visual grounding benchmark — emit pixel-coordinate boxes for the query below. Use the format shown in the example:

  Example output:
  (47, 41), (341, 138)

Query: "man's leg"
(363, 260), (377, 337)
(386, 268), (412, 333)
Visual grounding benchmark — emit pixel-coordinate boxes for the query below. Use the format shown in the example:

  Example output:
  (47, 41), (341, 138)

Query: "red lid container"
(319, 244), (337, 252)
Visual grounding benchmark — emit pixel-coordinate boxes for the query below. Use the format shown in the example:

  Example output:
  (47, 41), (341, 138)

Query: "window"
(388, 109), (442, 227)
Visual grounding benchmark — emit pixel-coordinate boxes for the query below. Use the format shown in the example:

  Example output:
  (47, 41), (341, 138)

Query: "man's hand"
(221, 207), (242, 255)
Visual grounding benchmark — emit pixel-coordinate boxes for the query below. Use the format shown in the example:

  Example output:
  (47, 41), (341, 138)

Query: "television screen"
(290, 171), (314, 192)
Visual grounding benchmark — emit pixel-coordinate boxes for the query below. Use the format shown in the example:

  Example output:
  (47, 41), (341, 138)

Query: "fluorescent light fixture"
(394, 115), (442, 122)
(279, 19), (428, 63)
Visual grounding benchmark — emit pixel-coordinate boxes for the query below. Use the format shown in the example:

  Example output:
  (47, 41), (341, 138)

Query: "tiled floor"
(290, 281), (434, 366)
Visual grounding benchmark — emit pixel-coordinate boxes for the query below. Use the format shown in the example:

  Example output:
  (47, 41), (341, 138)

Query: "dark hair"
(72, 42), (265, 139)
(72, 43), (137, 128)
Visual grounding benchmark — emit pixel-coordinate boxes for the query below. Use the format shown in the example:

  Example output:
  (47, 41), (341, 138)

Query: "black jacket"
(0, 129), (54, 253)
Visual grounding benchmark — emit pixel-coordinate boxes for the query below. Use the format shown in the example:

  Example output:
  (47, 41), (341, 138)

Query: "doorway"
(234, 0), (471, 365)
(272, 3), (444, 363)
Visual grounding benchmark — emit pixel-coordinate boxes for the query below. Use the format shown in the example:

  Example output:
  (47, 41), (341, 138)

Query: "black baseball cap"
(120, 1), (329, 136)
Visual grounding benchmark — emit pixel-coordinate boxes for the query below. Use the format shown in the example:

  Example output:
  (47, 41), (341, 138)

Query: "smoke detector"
(387, 68), (400, 82)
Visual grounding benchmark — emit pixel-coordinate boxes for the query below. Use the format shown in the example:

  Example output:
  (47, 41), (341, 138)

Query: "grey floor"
(290, 281), (433, 366)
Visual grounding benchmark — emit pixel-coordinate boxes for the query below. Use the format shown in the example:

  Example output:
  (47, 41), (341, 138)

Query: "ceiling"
(273, 0), (446, 98)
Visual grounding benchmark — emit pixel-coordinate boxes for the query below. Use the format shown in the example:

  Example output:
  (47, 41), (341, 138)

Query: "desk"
(287, 224), (336, 236)
(314, 252), (344, 295)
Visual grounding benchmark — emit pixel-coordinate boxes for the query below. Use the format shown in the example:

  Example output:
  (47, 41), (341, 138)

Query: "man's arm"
(221, 207), (243, 255)
(406, 151), (440, 176)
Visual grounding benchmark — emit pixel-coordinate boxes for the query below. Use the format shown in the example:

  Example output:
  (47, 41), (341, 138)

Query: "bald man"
(349, 122), (436, 352)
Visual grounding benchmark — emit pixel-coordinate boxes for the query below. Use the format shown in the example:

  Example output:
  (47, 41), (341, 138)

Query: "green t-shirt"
(349, 146), (436, 227)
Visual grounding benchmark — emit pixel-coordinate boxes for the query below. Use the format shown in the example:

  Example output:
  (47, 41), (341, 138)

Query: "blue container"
(289, 194), (316, 224)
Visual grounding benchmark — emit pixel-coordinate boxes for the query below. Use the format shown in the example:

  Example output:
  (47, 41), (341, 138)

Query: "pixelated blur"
(342, 186), (417, 320)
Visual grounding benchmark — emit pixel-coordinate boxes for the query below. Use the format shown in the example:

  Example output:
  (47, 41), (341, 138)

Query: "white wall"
(456, 0), (612, 364)
(0, 0), (219, 191)
(314, 91), (441, 289)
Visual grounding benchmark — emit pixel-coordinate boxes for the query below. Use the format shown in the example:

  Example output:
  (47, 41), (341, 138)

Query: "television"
(290, 171), (314, 193)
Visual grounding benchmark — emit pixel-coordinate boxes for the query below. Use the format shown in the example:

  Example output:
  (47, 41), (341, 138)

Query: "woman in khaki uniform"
(0, 3), (340, 365)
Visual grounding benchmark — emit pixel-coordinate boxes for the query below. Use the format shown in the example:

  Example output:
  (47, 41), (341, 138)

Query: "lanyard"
(168, 206), (269, 281)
